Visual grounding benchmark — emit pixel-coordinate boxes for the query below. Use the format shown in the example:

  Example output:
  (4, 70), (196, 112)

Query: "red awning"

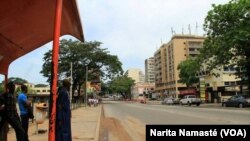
(0, 0), (84, 75)
(179, 89), (197, 95)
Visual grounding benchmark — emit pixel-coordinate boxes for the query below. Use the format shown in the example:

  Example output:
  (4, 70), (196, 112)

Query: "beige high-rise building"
(145, 57), (155, 83)
(154, 35), (205, 98)
(154, 44), (167, 94)
(125, 68), (145, 83)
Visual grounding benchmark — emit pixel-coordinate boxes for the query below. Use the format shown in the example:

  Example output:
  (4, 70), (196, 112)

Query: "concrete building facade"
(131, 82), (155, 99)
(201, 66), (242, 103)
(125, 68), (145, 83)
(154, 35), (205, 98)
(31, 84), (50, 95)
(153, 34), (242, 103)
(145, 57), (155, 83)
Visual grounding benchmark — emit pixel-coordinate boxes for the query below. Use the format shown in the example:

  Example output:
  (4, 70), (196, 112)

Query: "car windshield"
(188, 95), (196, 98)
(242, 95), (250, 99)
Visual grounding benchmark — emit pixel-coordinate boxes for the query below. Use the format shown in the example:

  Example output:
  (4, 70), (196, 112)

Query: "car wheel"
(196, 103), (200, 106)
(239, 103), (243, 108)
(188, 102), (191, 106)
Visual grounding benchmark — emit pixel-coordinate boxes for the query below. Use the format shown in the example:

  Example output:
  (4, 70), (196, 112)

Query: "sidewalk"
(8, 105), (102, 141)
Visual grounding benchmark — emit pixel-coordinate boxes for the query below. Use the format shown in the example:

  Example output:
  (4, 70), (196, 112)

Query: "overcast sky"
(0, 0), (229, 84)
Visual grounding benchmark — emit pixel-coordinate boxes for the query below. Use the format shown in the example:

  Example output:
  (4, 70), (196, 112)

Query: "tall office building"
(145, 57), (155, 83)
(154, 34), (242, 103)
(125, 68), (145, 83)
(154, 35), (205, 98)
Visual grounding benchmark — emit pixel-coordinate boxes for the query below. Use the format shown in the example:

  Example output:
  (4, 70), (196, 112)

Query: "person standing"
(56, 79), (72, 141)
(0, 92), (6, 141)
(2, 81), (27, 141)
(18, 84), (30, 141)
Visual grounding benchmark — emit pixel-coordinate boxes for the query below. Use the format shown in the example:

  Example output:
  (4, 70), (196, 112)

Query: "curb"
(94, 104), (103, 141)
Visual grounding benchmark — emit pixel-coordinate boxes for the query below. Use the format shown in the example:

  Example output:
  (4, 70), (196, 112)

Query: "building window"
(189, 48), (195, 51)
(224, 67), (229, 71)
(224, 66), (236, 72)
(230, 66), (235, 71)
(37, 90), (40, 92)
(189, 54), (196, 57)
(224, 82), (229, 85)
(231, 81), (236, 86)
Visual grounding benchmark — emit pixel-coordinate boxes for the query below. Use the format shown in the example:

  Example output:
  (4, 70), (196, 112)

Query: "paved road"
(104, 101), (250, 124)
(102, 101), (250, 141)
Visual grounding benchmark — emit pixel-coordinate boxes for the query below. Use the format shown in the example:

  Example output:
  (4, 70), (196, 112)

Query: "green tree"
(108, 76), (135, 99)
(198, 0), (250, 92)
(1, 77), (30, 94)
(99, 81), (109, 96)
(8, 77), (28, 84)
(40, 39), (123, 95)
(177, 59), (199, 88)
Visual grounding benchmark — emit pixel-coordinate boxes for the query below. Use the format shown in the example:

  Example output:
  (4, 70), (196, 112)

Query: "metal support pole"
(49, 0), (63, 140)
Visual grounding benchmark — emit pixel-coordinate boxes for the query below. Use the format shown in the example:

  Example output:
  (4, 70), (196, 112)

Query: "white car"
(180, 95), (201, 106)
(162, 98), (174, 105)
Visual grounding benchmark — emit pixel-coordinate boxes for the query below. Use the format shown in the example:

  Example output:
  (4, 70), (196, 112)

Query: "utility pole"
(85, 65), (88, 107)
(188, 24), (191, 35)
(196, 22), (198, 35)
(70, 62), (73, 109)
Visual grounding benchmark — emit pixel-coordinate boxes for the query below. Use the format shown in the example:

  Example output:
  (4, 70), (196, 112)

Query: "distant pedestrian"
(98, 98), (102, 104)
(18, 84), (31, 141)
(94, 98), (98, 107)
(88, 98), (91, 107)
(56, 79), (72, 141)
(2, 81), (27, 141)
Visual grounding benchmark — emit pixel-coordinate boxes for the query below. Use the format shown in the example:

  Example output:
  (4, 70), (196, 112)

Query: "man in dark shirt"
(0, 93), (5, 126)
(2, 82), (28, 141)
(0, 92), (6, 141)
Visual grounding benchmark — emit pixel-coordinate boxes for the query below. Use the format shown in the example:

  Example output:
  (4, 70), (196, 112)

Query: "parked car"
(162, 98), (174, 105)
(179, 95), (201, 106)
(162, 98), (179, 105)
(172, 98), (180, 104)
(222, 95), (250, 108)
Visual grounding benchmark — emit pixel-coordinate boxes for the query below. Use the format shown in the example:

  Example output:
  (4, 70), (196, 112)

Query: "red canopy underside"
(0, 0), (84, 75)
(179, 89), (197, 95)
